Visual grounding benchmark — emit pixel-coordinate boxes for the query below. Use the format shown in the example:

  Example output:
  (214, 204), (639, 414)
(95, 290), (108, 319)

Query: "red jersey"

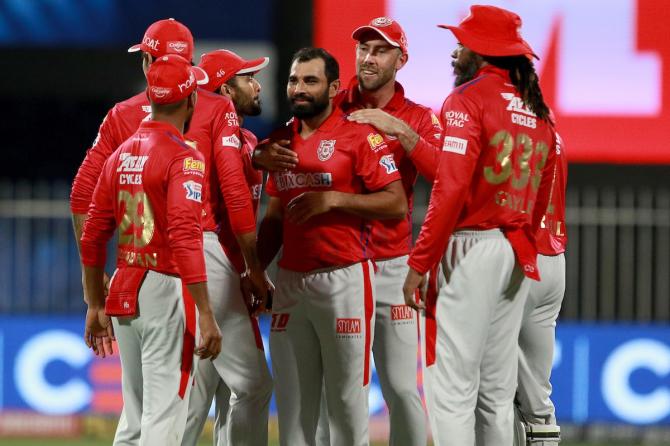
(339, 78), (442, 259)
(70, 89), (256, 237)
(536, 131), (567, 255)
(80, 121), (207, 284)
(218, 127), (264, 272)
(408, 66), (557, 277)
(266, 108), (402, 272)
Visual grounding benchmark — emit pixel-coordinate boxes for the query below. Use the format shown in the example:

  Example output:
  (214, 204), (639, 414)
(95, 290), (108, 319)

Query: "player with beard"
(81, 54), (222, 446)
(258, 47), (407, 446)
(402, 5), (558, 445)
(182, 49), (273, 446)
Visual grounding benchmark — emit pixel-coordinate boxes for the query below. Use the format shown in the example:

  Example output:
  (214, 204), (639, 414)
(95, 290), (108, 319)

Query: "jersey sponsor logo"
(178, 72), (196, 93)
(221, 134), (241, 148)
(444, 110), (470, 128)
(119, 173), (142, 185)
(442, 136), (468, 155)
(117, 154), (149, 173)
(336, 318), (361, 334)
(391, 305), (414, 321)
(379, 154), (398, 174)
(372, 17), (394, 27)
(215, 69), (226, 78)
(501, 92), (537, 116)
(167, 41), (188, 53)
(367, 133), (386, 152)
(183, 157), (205, 176)
(150, 86), (172, 99)
(271, 313), (290, 332)
(225, 112), (240, 127)
(317, 139), (336, 161)
(182, 180), (203, 203)
(274, 172), (333, 191)
(142, 105), (152, 113)
(512, 113), (537, 129)
(142, 35), (160, 51)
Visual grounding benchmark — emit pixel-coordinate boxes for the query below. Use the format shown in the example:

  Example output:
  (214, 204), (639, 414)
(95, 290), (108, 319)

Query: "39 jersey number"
(118, 191), (155, 248)
(483, 130), (549, 191)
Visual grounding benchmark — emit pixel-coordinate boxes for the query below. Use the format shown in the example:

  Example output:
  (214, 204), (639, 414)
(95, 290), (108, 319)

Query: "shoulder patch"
(442, 136), (468, 155)
(379, 154), (398, 174)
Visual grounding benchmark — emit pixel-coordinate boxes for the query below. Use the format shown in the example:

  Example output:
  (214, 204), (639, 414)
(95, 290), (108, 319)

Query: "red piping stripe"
(362, 261), (374, 386)
(179, 283), (197, 399)
(425, 264), (439, 367)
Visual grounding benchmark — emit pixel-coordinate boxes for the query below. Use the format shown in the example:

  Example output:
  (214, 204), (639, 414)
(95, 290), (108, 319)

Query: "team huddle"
(72, 4), (566, 446)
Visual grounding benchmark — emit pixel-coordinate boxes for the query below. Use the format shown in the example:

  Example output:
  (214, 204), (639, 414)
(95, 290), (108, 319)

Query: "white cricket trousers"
(111, 270), (199, 446)
(517, 253), (565, 425)
(182, 232), (273, 446)
(422, 229), (530, 446)
(271, 261), (376, 446)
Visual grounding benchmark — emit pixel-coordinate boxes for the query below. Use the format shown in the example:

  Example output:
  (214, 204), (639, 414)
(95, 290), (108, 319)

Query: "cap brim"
(237, 57), (270, 75)
(437, 25), (539, 60)
(127, 44), (142, 53)
(191, 66), (210, 85)
(352, 26), (401, 49)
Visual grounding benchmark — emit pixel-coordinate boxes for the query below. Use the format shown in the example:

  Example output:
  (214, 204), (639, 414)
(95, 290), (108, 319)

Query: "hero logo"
(150, 86), (172, 99)
(444, 110), (469, 128)
(117, 154), (148, 173)
(274, 172), (332, 191)
(317, 139), (336, 161)
(221, 134), (241, 149)
(337, 318), (361, 334)
(442, 136), (468, 155)
(391, 305), (414, 321)
(178, 73), (196, 93)
(142, 35), (159, 51)
(182, 180), (202, 203)
(216, 69), (227, 78)
(167, 41), (188, 53)
(379, 154), (398, 174)
(367, 133), (386, 152)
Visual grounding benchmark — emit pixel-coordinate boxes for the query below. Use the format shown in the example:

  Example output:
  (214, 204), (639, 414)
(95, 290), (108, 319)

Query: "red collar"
(474, 65), (511, 83)
(139, 120), (184, 140)
(341, 76), (406, 112)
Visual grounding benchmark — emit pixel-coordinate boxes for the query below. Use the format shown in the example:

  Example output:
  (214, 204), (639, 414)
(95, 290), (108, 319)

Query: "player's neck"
(358, 80), (395, 109)
(151, 113), (185, 135)
(299, 103), (333, 139)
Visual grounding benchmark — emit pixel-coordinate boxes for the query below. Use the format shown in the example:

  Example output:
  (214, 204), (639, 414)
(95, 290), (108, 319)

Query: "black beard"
(289, 91), (329, 119)
(238, 98), (262, 117)
(453, 53), (481, 87)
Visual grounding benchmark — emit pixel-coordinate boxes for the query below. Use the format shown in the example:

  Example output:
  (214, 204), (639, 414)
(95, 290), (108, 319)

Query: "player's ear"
(396, 50), (408, 70)
(188, 90), (198, 110)
(328, 79), (340, 99)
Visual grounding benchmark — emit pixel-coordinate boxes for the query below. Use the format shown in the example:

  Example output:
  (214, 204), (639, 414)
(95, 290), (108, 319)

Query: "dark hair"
(291, 47), (339, 84)
(483, 55), (551, 122)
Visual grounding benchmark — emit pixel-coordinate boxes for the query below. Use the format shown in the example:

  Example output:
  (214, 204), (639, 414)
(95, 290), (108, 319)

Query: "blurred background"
(1, 0), (669, 445)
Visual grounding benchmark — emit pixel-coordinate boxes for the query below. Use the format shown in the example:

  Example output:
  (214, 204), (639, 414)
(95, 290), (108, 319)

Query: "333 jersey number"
(483, 130), (549, 191)
(118, 191), (155, 248)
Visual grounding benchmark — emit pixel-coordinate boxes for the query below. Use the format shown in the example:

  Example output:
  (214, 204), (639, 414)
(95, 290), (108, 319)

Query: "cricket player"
(402, 5), (558, 445)
(70, 18), (270, 444)
(333, 17), (443, 446)
(81, 54), (222, 446)
(258, 47), (407, 446)
(182, 49), (273, 446)
(514, 131), (567, 446)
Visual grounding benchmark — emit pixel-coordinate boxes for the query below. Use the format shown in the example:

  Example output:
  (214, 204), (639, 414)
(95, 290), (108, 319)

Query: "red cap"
(352, 17), (408, 55)
(198, 49), (270, 92)
(128, 18), (195, 62)
(145, 55), (209, 104)
(438, 5), (538, 59)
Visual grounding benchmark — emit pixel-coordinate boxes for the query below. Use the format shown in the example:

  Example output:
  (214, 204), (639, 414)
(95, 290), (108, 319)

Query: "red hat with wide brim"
(438, 5), (538, 59)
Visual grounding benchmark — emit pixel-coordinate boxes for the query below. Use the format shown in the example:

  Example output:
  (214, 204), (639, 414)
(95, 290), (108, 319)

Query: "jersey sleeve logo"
(367, 133), (386, 152)
(442, 136), (468, 155)
(444, 110), (470, 128)
(221, 134), (241, 149)
(182, 180), (203, 203)
(317, 139), (336, 161)
(379, 154), (398, 174)
(183, 157), (205, 176)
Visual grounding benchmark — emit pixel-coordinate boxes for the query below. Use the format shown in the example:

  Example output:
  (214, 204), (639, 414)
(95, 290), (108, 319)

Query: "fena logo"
(142, 35), (160, 51)
(183, 157), (205, 176)
(367, 133), (386, 152)
(167, 41), (188, 53)
(337, 318), (361, 334)
(182, 180), (202, 203)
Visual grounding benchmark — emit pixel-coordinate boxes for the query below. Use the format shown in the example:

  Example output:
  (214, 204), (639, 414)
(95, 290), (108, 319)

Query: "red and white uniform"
(266, 108), (401, 446)
(516, 132), (567, 433)
(411, 65), (557, 446)
(80, 121), (206, 446)
(338, 78), (441, 446)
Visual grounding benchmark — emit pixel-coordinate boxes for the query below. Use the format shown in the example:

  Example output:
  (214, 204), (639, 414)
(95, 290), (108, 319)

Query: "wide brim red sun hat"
(438, 5), (538, 59)
(198, 49), (270, 92)
(128, 18), (195, 62)
(352, 17), (408, 55)
(146, 55), (209, 104)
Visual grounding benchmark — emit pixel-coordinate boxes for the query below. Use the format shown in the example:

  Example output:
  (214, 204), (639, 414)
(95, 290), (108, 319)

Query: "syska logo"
(167, 41), (188, 53)
(336, 318), (361, 334)
(178, 73), (196, 93)
(142, 35), (160, 51)
(274, 172), (332, 191)
(117, 154), (148, 173)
